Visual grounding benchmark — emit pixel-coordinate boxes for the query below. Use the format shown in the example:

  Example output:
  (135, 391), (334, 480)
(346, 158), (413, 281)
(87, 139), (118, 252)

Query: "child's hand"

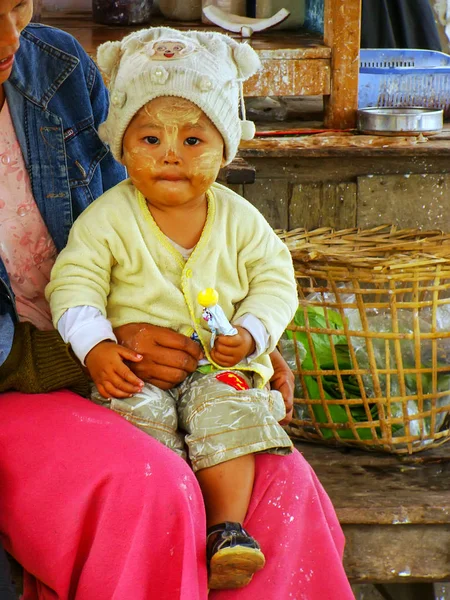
(211, 326), (256, 367)
(85, 340), (144, 399)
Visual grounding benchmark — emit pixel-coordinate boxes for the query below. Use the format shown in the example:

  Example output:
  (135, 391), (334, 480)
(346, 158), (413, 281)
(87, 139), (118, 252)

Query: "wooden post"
(323, 0), (362, 129)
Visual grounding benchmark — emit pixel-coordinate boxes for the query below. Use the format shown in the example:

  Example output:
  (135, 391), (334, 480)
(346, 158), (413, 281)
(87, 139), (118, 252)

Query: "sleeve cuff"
(233, 313), (270, 361)
(57, 306), (116, 364)
(71, 321), (117, 365)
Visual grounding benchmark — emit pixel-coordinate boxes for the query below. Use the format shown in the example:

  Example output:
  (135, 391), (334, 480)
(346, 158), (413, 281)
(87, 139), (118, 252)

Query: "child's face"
(122, 97), (226, 209)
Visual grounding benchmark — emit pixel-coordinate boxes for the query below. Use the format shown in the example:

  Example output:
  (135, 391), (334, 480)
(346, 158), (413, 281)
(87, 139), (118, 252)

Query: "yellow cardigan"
(46, 180), (298, 386)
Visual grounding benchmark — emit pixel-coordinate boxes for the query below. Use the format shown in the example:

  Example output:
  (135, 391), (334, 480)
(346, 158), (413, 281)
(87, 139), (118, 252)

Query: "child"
(46, 27), (298, 590)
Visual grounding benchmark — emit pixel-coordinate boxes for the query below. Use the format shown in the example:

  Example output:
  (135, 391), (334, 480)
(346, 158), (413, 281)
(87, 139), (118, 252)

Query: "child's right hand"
(85, 340), (145, 399)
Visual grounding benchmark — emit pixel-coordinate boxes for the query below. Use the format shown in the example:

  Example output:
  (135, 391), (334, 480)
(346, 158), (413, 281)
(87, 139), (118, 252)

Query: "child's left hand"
(211, 326), (255, 367)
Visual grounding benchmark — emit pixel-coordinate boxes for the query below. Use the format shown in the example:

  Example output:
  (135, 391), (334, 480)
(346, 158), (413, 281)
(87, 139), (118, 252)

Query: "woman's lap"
(0, 390), (208, 600)
(0, 391), (352, 600)
(210, 450), (354, 600)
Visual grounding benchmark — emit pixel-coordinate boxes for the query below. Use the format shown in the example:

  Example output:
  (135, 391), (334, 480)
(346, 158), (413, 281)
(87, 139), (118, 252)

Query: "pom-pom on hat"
(97, 27), (261, 165)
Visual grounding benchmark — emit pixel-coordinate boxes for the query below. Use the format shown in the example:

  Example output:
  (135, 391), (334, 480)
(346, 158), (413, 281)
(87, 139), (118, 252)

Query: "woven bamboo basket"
(278, 225), (450, 454)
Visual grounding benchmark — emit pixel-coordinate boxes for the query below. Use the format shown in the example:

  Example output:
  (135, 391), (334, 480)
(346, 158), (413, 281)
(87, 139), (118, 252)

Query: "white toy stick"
(198, 288), (238, 348)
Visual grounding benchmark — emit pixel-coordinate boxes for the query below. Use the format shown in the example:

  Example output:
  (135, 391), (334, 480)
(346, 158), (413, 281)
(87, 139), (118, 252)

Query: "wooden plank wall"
(222, 155), (450, 232)
(358, 174), (450, 230)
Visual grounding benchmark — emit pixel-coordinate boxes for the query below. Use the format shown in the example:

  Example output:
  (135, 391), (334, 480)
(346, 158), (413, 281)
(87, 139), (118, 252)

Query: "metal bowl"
(357, 107), (443, 136)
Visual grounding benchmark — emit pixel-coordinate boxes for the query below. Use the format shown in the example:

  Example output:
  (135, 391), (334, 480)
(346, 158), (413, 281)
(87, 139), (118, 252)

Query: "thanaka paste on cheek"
(189, 149), (223, 184)
(123, 145), (157, 173)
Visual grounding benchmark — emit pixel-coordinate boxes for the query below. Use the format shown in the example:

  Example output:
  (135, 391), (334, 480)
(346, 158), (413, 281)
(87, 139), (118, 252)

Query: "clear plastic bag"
(291, 285), (450, 439)
(343, 294), (450, 438)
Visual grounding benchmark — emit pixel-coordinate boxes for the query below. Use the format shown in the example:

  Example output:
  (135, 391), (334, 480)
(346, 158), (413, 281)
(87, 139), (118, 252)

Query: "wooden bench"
(295, 439), (450, 599)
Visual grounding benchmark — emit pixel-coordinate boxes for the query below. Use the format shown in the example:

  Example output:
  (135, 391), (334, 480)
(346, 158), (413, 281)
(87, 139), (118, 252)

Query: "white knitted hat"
(97, 27), (261, 165)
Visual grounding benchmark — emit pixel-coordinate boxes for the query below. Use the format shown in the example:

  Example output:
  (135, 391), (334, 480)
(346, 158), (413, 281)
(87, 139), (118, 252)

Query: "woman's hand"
(269, 348), (294, 425)
(85, 340), (144, 399)
(114, 323), (203, 390)
(211, 326), (255, 367)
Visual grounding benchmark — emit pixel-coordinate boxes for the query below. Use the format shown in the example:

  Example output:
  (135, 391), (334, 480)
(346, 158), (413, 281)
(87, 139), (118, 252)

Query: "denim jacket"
(0, 24), (126, 367)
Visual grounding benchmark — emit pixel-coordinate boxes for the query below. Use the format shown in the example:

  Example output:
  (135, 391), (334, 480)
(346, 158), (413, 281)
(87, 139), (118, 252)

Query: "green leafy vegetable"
(287, 305), (375, 440)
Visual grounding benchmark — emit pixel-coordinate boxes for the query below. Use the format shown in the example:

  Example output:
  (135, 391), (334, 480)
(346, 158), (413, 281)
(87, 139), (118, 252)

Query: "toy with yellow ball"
(197, 288), (238, 347)
(197, 288), (219, 308)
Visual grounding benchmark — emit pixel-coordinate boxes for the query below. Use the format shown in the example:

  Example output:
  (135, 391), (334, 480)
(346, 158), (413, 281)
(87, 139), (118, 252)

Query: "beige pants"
(91, 370), (293, 471)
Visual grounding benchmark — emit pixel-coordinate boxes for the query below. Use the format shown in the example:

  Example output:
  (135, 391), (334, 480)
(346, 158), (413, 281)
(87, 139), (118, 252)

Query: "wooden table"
(295, 439), (450, 599)
(42, 0), (361, 128)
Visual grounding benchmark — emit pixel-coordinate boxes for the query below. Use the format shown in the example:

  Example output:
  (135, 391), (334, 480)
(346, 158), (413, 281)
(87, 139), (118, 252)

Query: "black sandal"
(207, 522), (265, 590)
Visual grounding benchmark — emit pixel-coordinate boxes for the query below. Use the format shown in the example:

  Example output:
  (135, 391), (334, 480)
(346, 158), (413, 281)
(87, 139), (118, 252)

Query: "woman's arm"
(114, 323), (203, 390)
(0, 322), (89, 397)
(269, 349), (294, 425)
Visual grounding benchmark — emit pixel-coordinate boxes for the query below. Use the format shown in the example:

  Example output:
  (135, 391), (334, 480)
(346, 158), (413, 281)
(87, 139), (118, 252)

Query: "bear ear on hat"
(97, 41), (122, 77)
(232, 43), (261, 80)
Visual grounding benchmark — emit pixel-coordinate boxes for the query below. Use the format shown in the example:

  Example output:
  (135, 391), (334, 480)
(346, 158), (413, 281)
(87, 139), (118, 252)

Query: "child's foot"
(207, 522), (265, 590)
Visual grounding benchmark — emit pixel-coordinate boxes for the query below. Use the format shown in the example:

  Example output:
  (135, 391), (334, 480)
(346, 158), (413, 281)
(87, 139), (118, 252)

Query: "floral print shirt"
(0, 100), (56, 330)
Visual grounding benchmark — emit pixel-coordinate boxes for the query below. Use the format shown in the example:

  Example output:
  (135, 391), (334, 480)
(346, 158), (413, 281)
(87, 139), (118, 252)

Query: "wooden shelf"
(239, 127), (450, 158)
(41, 11), (330, 56)
(42, 0), (361, 128)
(42, 12), (331, 97)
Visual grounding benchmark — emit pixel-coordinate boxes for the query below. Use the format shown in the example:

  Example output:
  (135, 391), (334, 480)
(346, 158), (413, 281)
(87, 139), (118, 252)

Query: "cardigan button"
(185, 269), (193, 278)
